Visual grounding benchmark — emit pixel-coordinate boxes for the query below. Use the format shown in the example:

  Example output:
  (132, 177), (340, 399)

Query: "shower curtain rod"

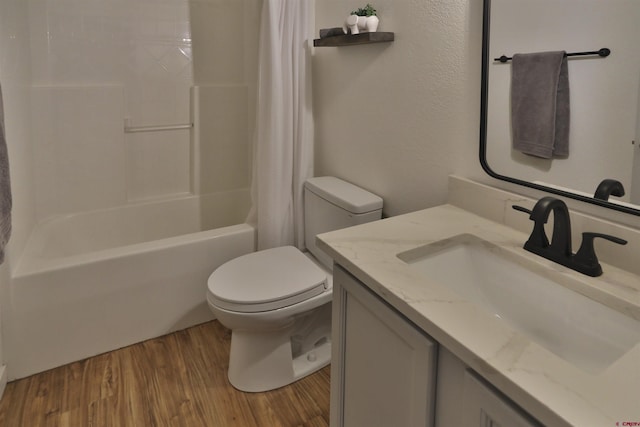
(494, 47), (611, 63)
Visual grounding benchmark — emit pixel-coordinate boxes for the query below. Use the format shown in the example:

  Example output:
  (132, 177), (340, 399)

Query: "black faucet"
(513, 197), (627, 277)
(594, 179), (625, 201)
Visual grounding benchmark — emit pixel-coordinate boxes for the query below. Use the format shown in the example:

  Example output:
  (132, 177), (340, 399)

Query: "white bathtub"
(7, 191), (255, 379)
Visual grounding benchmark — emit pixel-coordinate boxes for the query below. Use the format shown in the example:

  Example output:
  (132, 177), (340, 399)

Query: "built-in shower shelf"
(313, 32), (394, 47)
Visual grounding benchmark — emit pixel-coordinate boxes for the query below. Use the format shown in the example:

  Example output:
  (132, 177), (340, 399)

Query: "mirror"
(480, 0), (640, 216)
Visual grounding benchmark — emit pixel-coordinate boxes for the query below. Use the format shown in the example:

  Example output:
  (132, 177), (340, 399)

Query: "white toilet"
(206, 176), (383, 392)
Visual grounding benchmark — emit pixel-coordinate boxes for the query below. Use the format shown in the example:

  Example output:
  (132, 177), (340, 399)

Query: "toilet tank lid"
(305, 176), (383, 214)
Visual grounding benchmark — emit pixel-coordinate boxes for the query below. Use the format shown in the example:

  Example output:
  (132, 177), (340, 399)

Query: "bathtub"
(7, 191), (255, 379)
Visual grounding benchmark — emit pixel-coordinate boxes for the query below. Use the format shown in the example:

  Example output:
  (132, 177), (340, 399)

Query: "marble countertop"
(317, 204), (640, 427)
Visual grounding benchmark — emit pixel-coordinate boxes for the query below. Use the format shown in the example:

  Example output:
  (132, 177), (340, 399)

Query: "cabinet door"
(462, 370), (541, 427)
(331, 266), (437, 427)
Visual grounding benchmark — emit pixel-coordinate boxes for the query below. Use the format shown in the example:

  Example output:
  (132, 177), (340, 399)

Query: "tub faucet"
(513, 197), (627, 277)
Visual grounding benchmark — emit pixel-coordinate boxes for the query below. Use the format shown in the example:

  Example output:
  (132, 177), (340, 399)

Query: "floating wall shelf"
(313, 32), (394, 47)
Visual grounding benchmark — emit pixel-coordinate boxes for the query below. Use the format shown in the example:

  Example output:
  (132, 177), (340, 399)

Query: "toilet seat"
(208, 246), (328, 313)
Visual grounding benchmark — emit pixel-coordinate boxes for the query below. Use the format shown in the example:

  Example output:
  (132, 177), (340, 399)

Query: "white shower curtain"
(248, 0), (314, 250)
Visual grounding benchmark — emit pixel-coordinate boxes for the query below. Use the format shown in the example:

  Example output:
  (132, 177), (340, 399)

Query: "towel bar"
(494, 47), (610, 63)
(124, 121), (193, 133)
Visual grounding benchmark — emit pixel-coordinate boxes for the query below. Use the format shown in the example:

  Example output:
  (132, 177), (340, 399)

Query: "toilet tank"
(304, 177), (383, 270)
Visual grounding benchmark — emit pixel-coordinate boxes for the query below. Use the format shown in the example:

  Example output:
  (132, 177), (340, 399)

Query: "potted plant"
(344, 4), (379, 34)
(351, 4), (377, 17)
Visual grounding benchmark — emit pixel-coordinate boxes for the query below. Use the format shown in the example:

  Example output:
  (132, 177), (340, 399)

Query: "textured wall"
(313, 0), (484, 217)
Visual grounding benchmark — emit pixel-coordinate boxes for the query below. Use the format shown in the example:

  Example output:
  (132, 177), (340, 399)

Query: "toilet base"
(228, 330), (331, 392)
(227, 303), (332, 392)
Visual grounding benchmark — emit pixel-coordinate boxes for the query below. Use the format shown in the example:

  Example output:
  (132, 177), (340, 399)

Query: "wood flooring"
(0, 320), (331, 427)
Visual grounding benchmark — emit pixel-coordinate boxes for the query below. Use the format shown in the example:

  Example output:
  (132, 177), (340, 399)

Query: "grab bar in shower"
(124, 119), (194, 133)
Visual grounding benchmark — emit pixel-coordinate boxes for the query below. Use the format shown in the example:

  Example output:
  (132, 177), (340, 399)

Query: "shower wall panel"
(127, 129), (191, 200)
(190, 0), (246, 85)
(31, 85), (127, 220)
(0, 0), (36, 258)
(26, 0), (261, 221)
(192, 85), (249, 196)
(28, 0), (194, 219)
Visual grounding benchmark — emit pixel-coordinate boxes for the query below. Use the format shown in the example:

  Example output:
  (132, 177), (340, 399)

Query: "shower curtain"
(248, 0), (314, 250)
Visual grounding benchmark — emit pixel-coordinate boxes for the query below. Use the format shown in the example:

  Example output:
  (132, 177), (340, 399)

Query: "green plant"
(351, 3), (377, 16)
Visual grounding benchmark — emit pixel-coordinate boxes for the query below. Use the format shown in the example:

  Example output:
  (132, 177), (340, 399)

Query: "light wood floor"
(0, 321), (331, 427)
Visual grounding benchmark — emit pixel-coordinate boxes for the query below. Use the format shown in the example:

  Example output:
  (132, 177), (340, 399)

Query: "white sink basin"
(398, 234), (640, 374)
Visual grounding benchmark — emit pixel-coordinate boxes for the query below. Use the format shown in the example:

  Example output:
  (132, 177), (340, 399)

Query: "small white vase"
(365, 15), (379, 32)
(344, 14), (360, 34)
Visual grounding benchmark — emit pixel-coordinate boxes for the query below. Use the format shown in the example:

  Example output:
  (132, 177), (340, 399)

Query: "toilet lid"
(207, 246), (328, 313)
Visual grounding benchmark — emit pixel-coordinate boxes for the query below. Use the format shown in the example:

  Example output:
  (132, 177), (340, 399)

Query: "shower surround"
(0, 0), (261, 379)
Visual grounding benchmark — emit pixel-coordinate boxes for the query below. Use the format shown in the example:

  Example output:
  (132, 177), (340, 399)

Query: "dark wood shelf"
(313, 32), (394, 47)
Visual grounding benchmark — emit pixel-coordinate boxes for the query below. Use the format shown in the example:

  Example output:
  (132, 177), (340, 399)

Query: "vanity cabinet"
(436, 347), (541, 427)
(330, 266), (438, 427)
(331, 265), (541, 427)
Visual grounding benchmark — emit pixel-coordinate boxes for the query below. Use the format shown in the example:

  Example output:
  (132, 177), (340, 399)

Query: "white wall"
(313, 0), (484, 217)
(0, 0), (37, 394)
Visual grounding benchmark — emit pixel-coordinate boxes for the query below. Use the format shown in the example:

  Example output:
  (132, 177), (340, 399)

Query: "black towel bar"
(494, 48), (611, 63)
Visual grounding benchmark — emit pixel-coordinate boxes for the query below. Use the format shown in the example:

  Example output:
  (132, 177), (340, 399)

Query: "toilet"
(206, 176), (383, 392)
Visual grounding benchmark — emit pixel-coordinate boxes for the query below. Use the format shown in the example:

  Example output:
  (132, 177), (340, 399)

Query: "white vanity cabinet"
(436, 347), (541, 427)
(331, 265), (541, 427)
(330, 266), (438, 427)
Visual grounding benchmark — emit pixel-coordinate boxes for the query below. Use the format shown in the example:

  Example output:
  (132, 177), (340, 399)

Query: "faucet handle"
(512, 205), (549, 248)
(583, 232), (627, 246)
(573, 232), (628, 277)
(512, 205), (533, 216)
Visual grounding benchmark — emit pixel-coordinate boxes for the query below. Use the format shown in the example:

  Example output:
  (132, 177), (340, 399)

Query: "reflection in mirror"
(480, 0), (640, 216)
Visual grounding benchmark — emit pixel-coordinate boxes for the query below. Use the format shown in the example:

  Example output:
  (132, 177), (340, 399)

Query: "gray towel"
(511, 51), (570, 158)
(0, 83), (12, 264)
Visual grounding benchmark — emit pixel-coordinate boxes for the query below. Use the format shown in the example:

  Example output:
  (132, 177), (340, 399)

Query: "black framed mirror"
(480, 0), (640, 216)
